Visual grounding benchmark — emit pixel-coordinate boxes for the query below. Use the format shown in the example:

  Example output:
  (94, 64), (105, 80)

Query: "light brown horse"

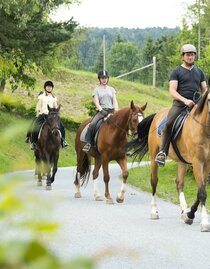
(74, 101), (147, 204)
(127, 91), (210, 232)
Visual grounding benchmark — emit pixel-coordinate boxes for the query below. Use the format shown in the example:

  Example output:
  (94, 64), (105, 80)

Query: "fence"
(115, 56), (156, 88)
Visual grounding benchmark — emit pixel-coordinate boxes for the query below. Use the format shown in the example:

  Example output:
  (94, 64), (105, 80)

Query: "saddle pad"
(80, 118), (105, 144)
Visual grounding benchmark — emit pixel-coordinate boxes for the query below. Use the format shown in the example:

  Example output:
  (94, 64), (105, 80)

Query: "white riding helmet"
(180, 44), (197, 55)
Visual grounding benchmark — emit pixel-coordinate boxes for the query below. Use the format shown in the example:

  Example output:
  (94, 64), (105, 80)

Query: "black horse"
(35, 105), (61, 190)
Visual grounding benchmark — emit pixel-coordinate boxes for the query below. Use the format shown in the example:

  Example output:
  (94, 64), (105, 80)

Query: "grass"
(128, 160), (210, 211)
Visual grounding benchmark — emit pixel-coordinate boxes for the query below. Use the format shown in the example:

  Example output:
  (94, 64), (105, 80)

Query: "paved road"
(6, 164), (210, 269)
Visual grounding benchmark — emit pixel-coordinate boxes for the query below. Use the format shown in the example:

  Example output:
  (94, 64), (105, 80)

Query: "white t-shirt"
(37, 92), (57, 115)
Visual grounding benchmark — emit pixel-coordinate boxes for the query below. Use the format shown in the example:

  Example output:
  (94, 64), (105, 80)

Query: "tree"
(107, 42), (140, 79)
(0, 0), (79, 91)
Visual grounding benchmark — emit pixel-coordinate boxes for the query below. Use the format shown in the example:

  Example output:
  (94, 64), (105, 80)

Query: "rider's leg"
(60, 122), (68, 148)
(155, 104), (183, 167)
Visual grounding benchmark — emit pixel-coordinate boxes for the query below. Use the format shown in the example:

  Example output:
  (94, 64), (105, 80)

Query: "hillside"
(6, 67), (172, 122)
(0, 68), (172, 173)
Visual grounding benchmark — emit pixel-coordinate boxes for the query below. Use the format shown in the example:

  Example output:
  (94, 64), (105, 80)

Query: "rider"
(82, 70), (119, 152)
(26, 80), (68, 150)
(155, 44), (207, 167)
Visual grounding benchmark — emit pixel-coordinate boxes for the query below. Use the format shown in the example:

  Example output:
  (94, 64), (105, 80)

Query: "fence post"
(152, 56), (156, 89)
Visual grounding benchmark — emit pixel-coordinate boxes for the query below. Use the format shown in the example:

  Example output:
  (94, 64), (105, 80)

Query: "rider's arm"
(113, 93), (119, 111)
(93, 95), (103, 111)
(169, 80), (195, 107)
(201, 80), (208, 95)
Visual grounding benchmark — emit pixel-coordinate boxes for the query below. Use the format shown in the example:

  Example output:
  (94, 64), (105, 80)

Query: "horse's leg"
(45, 158), (52, 190)
(190, 162), (210, 232)
(92, 158), (103, 201)
(150, 159), (159, 219)
(175, 163), (191, 223)
(74, 149), (84, 198)
(116, 158), (128, 203)
(50, 154), (59, 184)
(35, 150), (42, 186)
(102, 158), (113, 204)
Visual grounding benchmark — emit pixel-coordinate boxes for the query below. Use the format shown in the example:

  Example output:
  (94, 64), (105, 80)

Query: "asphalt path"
(6, 163), (210, 269)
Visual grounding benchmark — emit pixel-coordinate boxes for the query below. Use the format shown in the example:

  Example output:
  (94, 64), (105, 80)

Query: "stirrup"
(30, 143), (36, 150)
(62, 140), (68, 148)
(155, 151), (166, 167)
(82, 143), (91, 152)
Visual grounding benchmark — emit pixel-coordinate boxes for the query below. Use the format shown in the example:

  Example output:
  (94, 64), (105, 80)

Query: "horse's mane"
(194, 90), (210, 116)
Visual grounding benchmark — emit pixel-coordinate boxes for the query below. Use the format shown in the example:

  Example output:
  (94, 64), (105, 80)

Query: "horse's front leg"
(116, 157), (128, 203)
(92, 158), (103, 201)
(102, 158), (113, 204)
(45, 161), (52, 190)
(191, 163), (210, 232)
(50, 154), (59, 184)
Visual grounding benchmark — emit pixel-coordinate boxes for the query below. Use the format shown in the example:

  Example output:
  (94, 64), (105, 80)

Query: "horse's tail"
(80, 153), (91, 187)
(126, 113), (156, 162)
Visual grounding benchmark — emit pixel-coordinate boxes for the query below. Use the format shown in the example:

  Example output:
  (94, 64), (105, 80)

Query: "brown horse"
(74, 101), (147, 204)
(127, 91), (210, 232)
(35, 105), (61, 190)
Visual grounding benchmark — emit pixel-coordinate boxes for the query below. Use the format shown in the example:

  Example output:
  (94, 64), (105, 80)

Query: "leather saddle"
(157, 109), (190, 164)
(80, 118), (105, 146)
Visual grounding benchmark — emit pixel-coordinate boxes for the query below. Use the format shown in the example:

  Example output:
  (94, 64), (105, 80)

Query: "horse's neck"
(111, 108), (130, 134)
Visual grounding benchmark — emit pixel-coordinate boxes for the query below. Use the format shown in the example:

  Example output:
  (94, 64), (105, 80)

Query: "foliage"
(0, 0), (78, 91)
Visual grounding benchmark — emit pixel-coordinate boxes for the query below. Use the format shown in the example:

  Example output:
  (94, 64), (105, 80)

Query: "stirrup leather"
(155, 151), (166, 167)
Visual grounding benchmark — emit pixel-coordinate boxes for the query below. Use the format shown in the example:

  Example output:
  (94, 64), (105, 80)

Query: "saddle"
(158, 109), (190, 164)
(80, 118), (106, 146)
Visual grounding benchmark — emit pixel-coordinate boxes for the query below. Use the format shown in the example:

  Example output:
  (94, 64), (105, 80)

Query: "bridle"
(128, 111), (144, 136)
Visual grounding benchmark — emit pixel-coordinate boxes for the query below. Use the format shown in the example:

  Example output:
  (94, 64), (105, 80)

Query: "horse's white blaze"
(179, 192), (188, 213)
(201, 205), (209, 225)
(138, 113), (144, 123)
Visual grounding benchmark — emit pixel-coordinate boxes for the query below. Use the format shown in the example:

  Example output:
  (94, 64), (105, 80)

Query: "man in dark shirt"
(155, 44), (207, 167)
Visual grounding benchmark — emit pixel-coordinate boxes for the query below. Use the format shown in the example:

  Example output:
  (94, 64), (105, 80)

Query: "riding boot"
(155, 129), (171, 167)
(61, 138), (68, 148)
(82, 126), (94, 152)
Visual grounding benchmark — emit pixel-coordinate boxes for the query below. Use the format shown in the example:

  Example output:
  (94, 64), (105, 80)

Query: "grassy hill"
(0, 67), (171, 174)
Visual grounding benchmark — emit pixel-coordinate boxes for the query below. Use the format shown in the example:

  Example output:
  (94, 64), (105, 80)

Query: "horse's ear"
(47, 104), (51, 111)
(58, 104), (61, 111)
(130, 100), (135, 109)
(141, 102), (147, 111)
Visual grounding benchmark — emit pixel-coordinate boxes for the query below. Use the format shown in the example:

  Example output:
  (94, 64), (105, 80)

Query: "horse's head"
(47, 105), (61, 134)
(128, 100), (147, 136)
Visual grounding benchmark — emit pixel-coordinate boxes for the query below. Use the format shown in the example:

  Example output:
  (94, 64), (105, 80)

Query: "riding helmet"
(98, 70), (109, 79)
(44, 80), (54, 89)
(180, 44), (197, 55)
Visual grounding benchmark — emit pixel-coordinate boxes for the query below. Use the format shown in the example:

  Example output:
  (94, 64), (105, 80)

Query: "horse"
(35, 105), (62, 190)
(126, 91), (210, 232)
(74, 100), (147, 204)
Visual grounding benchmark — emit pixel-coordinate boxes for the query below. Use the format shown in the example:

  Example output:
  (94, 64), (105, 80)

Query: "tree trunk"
(0, 79), (6, 92)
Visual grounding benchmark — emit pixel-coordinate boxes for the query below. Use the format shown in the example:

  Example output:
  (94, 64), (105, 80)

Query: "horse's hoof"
(106, 198), (114, 204)
(181, 213), (193, 225)
(74, 192), (82, 198)
(46, 185), (52, 190)
(150, 212), (159, 219)
(95, 195), (103, 201)
(116, 197), (124, 203)
(37, 181), (42, 187)
(201, 224), (210, 232)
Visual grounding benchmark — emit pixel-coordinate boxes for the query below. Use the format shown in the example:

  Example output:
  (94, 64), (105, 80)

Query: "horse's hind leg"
(74, 171), (81, 198)
(116, 158), (128, 203)
(176, 163), (191, 223)
(102, 159), (113, 204)
(150, 159), (159, 219)
(50, 154), (59, 184)
(35, 150), (42, 186)
(92, 158), (103, 201)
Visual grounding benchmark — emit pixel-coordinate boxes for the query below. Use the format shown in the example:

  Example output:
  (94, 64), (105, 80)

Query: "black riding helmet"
(44, 80), (54, 89)
(98, 70), (109, 79)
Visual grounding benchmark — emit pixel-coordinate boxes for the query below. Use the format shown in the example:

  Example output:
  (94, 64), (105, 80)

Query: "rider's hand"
(184, 99), (195, 107)
(100, 109), (109, 116)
